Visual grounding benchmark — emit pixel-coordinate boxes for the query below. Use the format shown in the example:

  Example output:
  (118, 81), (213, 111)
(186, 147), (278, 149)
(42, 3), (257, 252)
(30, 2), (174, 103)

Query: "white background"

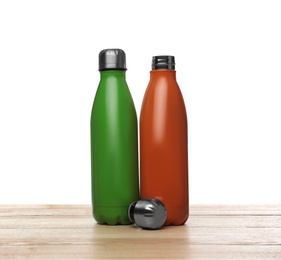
(0, 1), (281, 204)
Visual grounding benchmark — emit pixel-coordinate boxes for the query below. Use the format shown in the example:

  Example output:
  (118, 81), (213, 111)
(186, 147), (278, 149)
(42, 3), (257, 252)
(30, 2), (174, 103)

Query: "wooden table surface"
(0, 205), (280, 259)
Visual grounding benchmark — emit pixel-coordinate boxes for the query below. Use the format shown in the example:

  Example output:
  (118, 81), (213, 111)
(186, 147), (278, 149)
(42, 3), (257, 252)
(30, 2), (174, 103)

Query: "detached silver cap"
(99, 49), (127, 71)
(128, 199), (166, 230)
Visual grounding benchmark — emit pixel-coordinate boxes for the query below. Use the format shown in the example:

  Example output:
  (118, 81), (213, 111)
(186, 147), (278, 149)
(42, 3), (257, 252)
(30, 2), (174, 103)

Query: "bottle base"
(93, 206), (132, 225)
(164, 206), (189, 226)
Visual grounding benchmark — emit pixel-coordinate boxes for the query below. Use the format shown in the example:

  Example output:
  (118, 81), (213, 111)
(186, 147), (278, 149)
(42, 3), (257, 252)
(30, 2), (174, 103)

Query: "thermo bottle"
(90, 49), (139, 225)
(140, 56), (189, 225)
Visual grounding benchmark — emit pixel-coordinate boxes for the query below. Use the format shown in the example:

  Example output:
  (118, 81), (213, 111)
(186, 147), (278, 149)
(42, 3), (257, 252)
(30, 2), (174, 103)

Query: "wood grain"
(0, 205), (280, 259)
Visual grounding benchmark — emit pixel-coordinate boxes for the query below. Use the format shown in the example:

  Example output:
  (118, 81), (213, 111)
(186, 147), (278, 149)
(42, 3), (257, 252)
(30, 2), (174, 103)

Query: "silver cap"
(99, 49), (127, 71)
(128, 199), (166, 230)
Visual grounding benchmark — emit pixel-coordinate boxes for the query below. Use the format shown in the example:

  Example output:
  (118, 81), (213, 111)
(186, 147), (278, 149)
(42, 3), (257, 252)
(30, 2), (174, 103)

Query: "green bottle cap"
(99, 49), (127, 71)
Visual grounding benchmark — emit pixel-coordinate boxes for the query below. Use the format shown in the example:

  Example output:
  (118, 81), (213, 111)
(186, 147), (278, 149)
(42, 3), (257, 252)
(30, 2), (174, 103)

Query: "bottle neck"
(150, 69), (177, 81)
(100, 70), (126, 80)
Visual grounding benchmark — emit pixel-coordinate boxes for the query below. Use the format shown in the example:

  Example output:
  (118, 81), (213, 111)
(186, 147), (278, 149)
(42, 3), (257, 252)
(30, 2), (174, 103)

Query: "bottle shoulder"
(91, 77), (136, 117)
(141, 80), (187, 122)
(144, 79), (184, 104)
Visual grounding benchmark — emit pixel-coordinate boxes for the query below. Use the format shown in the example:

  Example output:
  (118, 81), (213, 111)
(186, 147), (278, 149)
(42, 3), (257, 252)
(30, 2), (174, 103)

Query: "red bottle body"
(140, 69), (189, 225)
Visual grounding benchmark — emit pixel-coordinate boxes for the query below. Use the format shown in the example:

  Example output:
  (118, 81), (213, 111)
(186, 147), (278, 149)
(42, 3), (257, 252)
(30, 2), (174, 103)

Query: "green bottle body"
(90, 70), (139, 225)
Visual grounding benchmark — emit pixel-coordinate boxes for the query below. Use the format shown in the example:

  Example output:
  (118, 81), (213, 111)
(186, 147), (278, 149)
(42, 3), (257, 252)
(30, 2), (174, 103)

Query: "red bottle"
(140, 56), (189, 225)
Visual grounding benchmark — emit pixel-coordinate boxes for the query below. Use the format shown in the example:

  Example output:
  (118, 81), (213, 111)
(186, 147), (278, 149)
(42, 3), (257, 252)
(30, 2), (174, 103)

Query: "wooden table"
(0, 205), (280, 259)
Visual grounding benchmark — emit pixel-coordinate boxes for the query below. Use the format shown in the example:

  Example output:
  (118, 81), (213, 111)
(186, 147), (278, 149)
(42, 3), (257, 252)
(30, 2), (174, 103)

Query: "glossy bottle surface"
(140, 69), (189, 225)
(91, 70), (139, 225)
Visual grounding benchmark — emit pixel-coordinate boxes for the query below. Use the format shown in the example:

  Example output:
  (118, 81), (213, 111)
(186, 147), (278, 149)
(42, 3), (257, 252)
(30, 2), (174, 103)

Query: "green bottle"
(90, 49), (139, 225)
